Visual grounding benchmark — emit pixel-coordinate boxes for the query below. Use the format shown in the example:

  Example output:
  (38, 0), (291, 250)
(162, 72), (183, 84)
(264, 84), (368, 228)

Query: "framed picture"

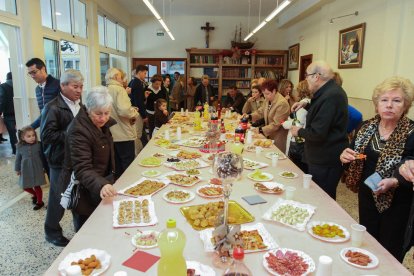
(288, 43), (300, 70)
(338, 23), (366, 69)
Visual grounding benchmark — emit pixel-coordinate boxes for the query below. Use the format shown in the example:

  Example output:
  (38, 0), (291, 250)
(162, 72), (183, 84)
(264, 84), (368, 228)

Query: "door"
(299, 54), (313, 82)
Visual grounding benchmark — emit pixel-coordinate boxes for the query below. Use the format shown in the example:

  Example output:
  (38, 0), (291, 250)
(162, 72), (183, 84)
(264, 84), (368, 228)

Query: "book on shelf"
(189, 68), (218, 78)
(255, 56), (283, 66)
(190, 55), (219, 64)
(222, 68), (252, 78)
(254, 69), (285, 81)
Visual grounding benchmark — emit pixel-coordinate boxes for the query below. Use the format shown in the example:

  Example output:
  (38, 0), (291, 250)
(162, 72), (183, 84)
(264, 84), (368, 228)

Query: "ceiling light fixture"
(143, 0), (175, 40)
(244, 0), (291, 41)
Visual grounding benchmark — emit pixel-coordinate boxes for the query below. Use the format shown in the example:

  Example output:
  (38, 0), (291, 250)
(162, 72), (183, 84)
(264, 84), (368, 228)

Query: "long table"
(45, 120), (411, 275)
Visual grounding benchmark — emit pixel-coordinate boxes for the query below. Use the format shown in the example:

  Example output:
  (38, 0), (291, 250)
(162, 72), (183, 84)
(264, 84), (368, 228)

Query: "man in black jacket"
(291, 61), (348, 200)
(194, 75), (215, 106)
(41, 69), (84, 246)
(224, 86), (246, 114)
(0, 72), (17, 154)
(26, 58), (60, 129)
(128, 65), (148, 147)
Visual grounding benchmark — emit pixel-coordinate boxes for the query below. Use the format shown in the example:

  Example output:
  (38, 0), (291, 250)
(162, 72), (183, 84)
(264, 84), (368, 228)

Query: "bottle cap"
(166, 218), (176, 228)
(233, 247), (244, 260)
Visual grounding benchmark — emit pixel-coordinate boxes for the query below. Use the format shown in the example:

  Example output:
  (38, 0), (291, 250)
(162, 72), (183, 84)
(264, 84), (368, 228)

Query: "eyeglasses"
(27, 69), (39, 76)
(305, 72), (318, 78)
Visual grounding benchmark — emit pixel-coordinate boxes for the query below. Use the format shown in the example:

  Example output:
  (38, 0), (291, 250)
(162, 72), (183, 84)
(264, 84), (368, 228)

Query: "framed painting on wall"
(338, 23), (366, 69)
(288, 43), (300, 70)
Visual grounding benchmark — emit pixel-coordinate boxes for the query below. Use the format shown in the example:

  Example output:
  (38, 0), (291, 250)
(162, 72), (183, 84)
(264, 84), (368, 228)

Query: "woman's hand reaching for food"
(100, 184), (117, 199)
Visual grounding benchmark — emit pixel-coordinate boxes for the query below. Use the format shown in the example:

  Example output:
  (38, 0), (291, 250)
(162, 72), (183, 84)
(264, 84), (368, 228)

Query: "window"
(98, 14), (127, 52)
(99, 52), (109, 85)
(40, 0), (53, 28)
(106, 19), (117, 49)
(117, 25), (126, 52)
(0, 0), (17, 15)
(98, 15), (105, 46)
(40, 0), (87, 38)
(44, 38), (60, 78)
(55, 0), (71, 34)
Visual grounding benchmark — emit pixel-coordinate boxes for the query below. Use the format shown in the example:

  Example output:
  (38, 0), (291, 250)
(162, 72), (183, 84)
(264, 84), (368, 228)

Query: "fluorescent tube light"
(265, 0), (291, 22)
(142, 0), (175, 40)
(143, 0), (161, 19)
(244, 0), (291, 40)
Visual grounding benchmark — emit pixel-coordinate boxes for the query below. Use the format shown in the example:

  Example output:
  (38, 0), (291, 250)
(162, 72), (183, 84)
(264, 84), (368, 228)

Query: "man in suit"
(291, 61), (348, 200)
(0, 72), (17, 154)
(194, 75), (215, 106)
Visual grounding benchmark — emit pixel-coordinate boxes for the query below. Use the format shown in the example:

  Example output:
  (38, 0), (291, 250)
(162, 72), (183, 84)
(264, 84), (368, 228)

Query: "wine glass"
(211, 151), (243, 268)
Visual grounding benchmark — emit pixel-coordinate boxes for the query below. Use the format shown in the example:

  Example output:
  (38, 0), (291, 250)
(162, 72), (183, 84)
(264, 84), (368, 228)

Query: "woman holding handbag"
(61, 86), (117, 231)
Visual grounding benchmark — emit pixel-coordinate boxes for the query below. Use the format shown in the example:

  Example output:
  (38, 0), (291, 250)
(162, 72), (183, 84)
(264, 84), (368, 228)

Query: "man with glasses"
(291, 61), (348, 200)
(26, 58), (60, 129)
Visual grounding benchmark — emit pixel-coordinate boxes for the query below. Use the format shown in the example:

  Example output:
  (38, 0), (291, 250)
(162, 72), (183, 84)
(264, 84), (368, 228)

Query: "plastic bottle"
(292, 112), (305, 143)
(203, 102), (210, 120)
(217, 103), (222, 119)
(223, 248), (252, 276)
(158, 219), (187, 276)
(234, 124), (245, 143)
(220, 119), (226, 133)
(230, 137), (244, 155)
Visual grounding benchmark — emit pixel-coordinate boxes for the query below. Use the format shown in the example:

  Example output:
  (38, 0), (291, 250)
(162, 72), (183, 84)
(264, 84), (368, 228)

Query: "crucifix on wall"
(201, 22), (215, 48)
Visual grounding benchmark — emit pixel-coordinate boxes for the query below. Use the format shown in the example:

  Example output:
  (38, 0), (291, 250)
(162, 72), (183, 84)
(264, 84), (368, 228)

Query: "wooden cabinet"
(186, 48), (288, 101)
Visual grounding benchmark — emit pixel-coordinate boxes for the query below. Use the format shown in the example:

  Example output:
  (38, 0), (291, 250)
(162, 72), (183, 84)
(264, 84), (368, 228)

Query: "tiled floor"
(0, 133), (413, 275)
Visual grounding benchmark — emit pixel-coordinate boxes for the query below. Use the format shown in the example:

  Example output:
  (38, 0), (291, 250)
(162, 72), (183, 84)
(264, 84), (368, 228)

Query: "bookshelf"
(186, 48), (288, 101)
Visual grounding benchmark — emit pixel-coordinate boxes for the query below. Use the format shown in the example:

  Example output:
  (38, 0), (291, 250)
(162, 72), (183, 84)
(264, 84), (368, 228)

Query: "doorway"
(299, 54), (313, 82)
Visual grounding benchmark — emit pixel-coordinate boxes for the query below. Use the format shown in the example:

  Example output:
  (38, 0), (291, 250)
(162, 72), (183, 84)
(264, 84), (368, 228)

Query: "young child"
(154, 98), (169, 129)
(15, 126), (46, 210)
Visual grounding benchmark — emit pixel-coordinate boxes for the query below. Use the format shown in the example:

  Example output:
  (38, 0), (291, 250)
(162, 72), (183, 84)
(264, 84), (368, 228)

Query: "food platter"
(162, 189), (195, 204)
(247, 170), (274, 182)
(164, 159), (209, 171)
(196, 185), (223, 198)
(113, 197), (158, 227)
(154, 138), (180, 150)
(254, 182), (284, 194)
(162, 172), (202, 187)
(117, 177), (169, 197)
(201, 153), (215, 163)
(178, 137), (207, 148)
(138, 156), (162, 167)
(169, 150), (202, 159)
(199, 223), (278, 253)
(243, 158), (269, 170)
(340, 247), (379, 269)
(141, 170), (161, 178)
(180, 200), (255, 230)
(263, 248), (315, 276)
(209, 178), (222, 185)
(262, 199), (316, 231)
(306, 221), (350, 243)
(254, 139), (273, 148)
(278, 171), (298, 179)
(58, 248), (111, 276)
(265, 152), (287, 160)
(131, 230), (159, 249)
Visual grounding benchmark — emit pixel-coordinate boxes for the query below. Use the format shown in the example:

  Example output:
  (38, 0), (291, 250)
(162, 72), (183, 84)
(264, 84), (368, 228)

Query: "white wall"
(131, 15), (287, 58)
(284, 0), (414, 118)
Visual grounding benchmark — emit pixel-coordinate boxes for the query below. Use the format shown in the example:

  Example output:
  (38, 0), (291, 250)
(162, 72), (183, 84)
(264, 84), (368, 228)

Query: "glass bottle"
(220, 119), (226, 133)
(292, 112), (305, 143)
(223, 248), (252, 276)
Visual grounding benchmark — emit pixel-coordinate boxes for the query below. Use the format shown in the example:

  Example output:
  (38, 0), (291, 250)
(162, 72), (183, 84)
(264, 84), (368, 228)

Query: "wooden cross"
(201, 22), (215, 48)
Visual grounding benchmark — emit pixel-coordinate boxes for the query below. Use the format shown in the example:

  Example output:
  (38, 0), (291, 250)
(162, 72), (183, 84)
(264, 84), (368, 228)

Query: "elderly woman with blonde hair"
(340, 76), (414, 261)
(106, 67), (139, 178)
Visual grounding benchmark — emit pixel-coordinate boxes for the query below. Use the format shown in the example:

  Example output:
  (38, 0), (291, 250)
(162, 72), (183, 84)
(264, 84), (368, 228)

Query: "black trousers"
(114, 140), (135, 179)
(3, 116), (17, 154)
(359, 184), (411, 262)
(308, 163), (343, 200)
(44, 167), (66, 239)
(71, 211), (89, 232)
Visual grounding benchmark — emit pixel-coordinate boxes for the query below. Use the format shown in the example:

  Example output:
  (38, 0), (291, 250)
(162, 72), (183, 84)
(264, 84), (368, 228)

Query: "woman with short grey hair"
(62, 86), (117, 231)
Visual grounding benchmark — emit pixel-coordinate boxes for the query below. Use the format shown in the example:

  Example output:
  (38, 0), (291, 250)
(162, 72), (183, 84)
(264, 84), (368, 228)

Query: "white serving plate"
(117, 177), (169, 197)
(141, 170), (162, 178)
(262, 248), (315, 276)
(278, 171), (299, 179)
(262, 198), (316, 231)
(164, 159), (209, 171)
(306, 221), (350, 243)
(131, 230), (159, 249)
(254, 181), (285, 194)
(58, 248), (111, 276)
(199, 223), (278, 253)
(196, 185), (223, 199)
(113, 196), (158, 228)
(162, 189), (195, 204)
(186, 260), (215, 276)
(161, 171), (203, 187)
(243, 158), (269, 170)
(247, 171), (274, 182)
(340, 247), (379, 269)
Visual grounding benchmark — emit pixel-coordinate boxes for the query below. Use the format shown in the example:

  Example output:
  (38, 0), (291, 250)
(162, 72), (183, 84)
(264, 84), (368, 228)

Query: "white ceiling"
(116, 0), (283, 17)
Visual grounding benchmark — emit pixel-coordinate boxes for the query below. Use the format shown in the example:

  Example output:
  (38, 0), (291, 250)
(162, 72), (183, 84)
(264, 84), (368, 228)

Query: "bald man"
(291, 61), (348, 200)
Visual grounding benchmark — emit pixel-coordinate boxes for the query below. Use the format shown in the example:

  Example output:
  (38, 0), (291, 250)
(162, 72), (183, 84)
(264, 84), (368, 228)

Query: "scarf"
(345, 115), (412, 213)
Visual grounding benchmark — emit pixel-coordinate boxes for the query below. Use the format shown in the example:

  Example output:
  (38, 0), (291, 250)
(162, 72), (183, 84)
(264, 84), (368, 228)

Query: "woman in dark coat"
(62, 86), (118, 231)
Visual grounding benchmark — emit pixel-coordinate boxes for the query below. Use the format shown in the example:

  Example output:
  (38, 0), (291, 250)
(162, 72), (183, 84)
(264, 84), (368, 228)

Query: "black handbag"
(288, 141), (305, 159)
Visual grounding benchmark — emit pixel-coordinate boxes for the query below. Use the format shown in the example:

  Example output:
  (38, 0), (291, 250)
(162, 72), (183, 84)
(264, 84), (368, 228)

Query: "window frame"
(97, 12), (128, 54)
